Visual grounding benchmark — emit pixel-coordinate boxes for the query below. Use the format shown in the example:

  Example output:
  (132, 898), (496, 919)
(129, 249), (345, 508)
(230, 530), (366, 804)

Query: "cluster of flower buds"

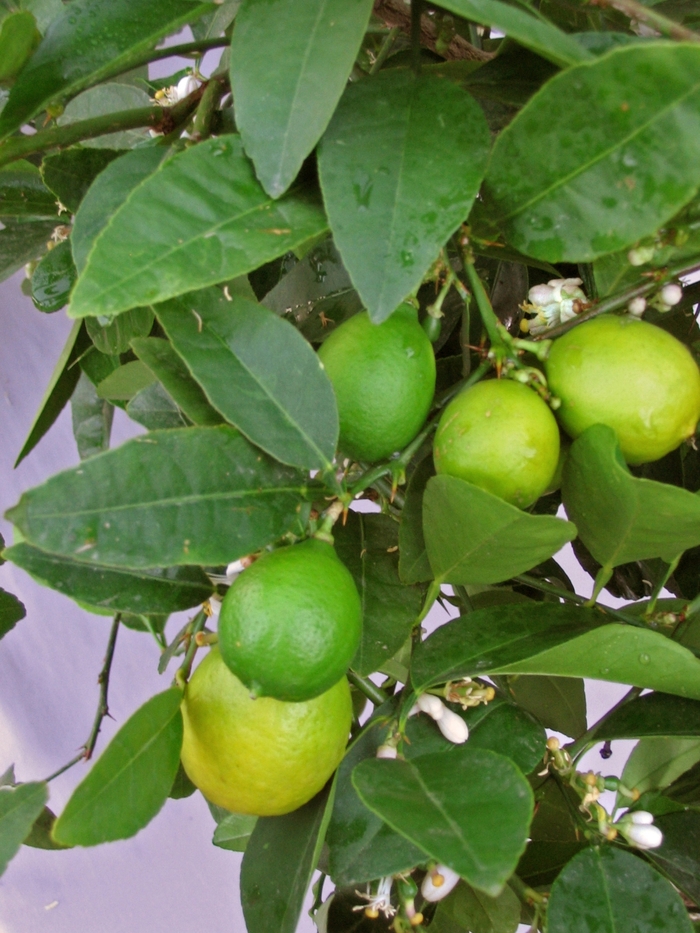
(443, 678), (496, 709)
(520, 278), (588, 335)
(421, 864), (461, 903)
(153, 73), (201, 107)
(615, 810), (664, 850)
(410, 693), (469, 744)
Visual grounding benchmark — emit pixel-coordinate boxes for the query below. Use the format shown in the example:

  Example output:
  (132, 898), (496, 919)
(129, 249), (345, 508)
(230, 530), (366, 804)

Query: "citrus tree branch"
(347, 670), (390, 706)
(589, 0), (700, 41)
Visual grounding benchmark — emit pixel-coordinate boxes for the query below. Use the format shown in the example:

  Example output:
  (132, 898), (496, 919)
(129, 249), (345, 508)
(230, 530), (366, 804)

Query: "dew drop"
(639, 653), (650, 665)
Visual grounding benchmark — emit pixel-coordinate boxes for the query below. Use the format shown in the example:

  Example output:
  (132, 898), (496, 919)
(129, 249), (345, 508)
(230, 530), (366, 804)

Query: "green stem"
(515, 573), (642, 626)
(417, 579), (441, 625)
(190, 76), (226, 142)
(644, 554), (681, 618)
(124, 37), (230, 70)
(347, 670), (388, 706)
(462, 258), (503, 350)
(566, 685), (643, 759)
(349, 463), (392, 498)
(411, 0), (423, 75)
(370, 25), (400, 75)
(174, 609), (207, 690)
(509, 873), (547, 906)
(372, 475), (406, 509)
(461, 291), (472, 378)
(592, 0), (700, 41)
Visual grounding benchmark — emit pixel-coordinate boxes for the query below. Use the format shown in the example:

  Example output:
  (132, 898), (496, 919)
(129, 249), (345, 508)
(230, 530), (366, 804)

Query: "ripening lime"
(218, 538), (362, 702)
(318, 303), (436, 462)
(181, 648), (351, 816)
(545, 315), (700, 464)
(433, 379), (560, 508)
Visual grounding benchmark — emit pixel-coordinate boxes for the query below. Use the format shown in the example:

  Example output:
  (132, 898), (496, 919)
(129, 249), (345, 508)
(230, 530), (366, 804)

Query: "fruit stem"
(514, 573), (644, 627)
(174, 609), (208, 690)
(347, 670), (390, 706)
(643, 553), (681, 618)
(314, 499), (346, 543)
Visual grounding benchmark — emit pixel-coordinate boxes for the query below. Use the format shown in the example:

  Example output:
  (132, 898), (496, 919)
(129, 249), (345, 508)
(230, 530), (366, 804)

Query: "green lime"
(218, 538), (362, 702)
(545, 315), (700, 464)
(433, 378), (560, 508)
(318, 303), (436, 462)
(181, 648), (352, 816)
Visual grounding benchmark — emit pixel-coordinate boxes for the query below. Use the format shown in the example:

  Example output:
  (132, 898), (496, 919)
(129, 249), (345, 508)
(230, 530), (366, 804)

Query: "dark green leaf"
(650, 810), (700, 905)
(155, 288), (338, 470)
(86, 307), (154, 355)
(126, 382), (186, 431)
(318, 70), (490, 323)
(594, 692), (700, 740)
(0, 220), (56, 283)
(56, 83), (153, 149)
(484, 44), (700, 263)
(14, 319), (91, 467)
(0, 0), (213, 140)
(31, 238), (76, 312)
(96, 360), (155, 401)
(69, 136), (328, 320)
(41, 148), (121, 214)
(241, 784), (334, 933)
(353, 748), (533, 897)
(0, 160), (58, 220)
(7, 426), (309, 568)
(518, 777), (587, 888)
(71, 370), (113, 459)
(23, 805), (71, 850)
(231, 0), (373, 197)
(0, 586), (26, 640)
(0, 12), (41, 84)
(506, 675), (587, 739)
(213, 811), (257, 851)
(5, 541), (212, 613)
(399, 455), (434, 585)
(334, 511), (423, 676)
(431, 881), (521, 933)
(562, 425), (700, 569)
(620, 737), (700, 799)
(423, 474), (576, 585)
(53, 688), (183, 846)
(0, 782), (48, 877)
(130, 337), (224, 427)
(168, 761), (196, 799)
(547, 846), (692, 933)
(71, 146), (168, 274)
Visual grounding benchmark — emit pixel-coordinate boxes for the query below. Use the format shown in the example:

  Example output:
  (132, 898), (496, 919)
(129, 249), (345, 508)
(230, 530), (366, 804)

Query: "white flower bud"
(421, 865), (460, 902)
(628, 245), (655, 266)
(226, 559), (246, 578)
(627, 297), (646, 317)
(624, 823), (663, 850)
(176, 75), (200, 101)
(416, 693), (445, 721)
(660, 284), (682, 307)
(528, 283), (556, 307)
(629, 810), (655, 825)
(436, 708), (469, 744)
(376, 744), (397, 759)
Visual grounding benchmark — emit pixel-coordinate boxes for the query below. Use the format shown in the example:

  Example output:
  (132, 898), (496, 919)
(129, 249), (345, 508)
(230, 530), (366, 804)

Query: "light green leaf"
(593, 692), (700, 740)
(0, 782), (48, 877)
(0, 12), (41, 85)
(0, 220), (56, 283)
(86, 307), (154, 356)
(620, 737), (700, 801)
(0, 160), (58, 220)
(69, 136), (328, 320)
(70, 370), (113, 459)
(126, 382), (187, 431)
(212, 811), (257, 852)
(96, 360), (155, 401)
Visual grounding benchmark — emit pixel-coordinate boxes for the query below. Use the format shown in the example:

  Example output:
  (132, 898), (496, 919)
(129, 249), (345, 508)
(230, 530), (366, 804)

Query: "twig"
(190, 76), (227, 142)
(373, 0), (492, 61)
(347, 670), (389, 706)
(370, 26), (401, 74)
(174, 609), (208, 689)
(589, 0), (700, 41)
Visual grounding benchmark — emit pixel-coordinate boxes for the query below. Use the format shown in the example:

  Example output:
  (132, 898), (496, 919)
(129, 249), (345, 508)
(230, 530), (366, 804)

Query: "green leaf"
(155, 288), (338, 470)
(0, 586), (26, 640)
(21, 0), (64, 34)
(212, 811), (257, 852)
(71, 146), (168, 274)
(5, 541), (212, 614)
(0, 0), (213, 141)
(423, 474), (576, 585)
(57, 83), (153, 149)
(562, 425), (700, 568)
(436, 0), (591, 68)
(431, 881), (521, 933)
(0, 12), (41, 85)
(53, 688), (183, 846)
(398, 455), (434, 585)
(333, 511), (423, 676)
(620, 737), (700, 800)
(31, 238), (76, 312)
(23, 805), (71, 850)
(649, 810), (700, 905)
(518, 777), (587, 888)
(0, 220), (56, 283)
(241, 784), (334, 933)
(318, 69), (490, 323)
(547, 845), (692, 933)
(483, 43), (700, 263)
(7, 425), (309, 568)
(96, 360), (155, 401)
(69, 136), (328, 320)
(353, 748), (533, 897)
(130, 337), (224, 427)
(506, 675), (587, 739)
(231, 0), (373, 198)
(126, 382), (187, 431)
(0, 160), (58, 220)
(0, 782), (48, 877)
(14, 319), (91, 467)
(86, 307), (154, 355)
(41, 148), (121, 214)
(594, 692), (700, 740)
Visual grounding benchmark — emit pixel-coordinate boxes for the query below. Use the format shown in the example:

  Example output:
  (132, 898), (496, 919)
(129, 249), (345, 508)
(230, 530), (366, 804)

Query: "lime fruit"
(545, 315), (700, 464)
(218, 538), (362, 702)
(433, 378), (560, 508)
(181, 648), (351, 816)
(318, 303), (436, 462)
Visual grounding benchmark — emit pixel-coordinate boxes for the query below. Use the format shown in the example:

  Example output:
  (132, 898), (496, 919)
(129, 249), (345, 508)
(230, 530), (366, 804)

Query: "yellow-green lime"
(181, 648), (352, 816)
(318, 303), (436, 462)
(218, 538), (362, 702)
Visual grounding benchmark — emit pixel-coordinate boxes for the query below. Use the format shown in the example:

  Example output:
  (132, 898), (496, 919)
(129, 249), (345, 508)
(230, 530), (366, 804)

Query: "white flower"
(421, 865), (460, 902)
(660, 284), (682, 307)
(176, 74), (200, 101)
(437, 708), (469, 744)
(523, 278), (587, 334)
(353, 876), (396, 918)
(627, 297), (646, 317)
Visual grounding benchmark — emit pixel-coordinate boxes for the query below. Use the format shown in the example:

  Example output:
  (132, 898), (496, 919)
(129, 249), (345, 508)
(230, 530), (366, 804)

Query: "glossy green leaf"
(86, 307), (153, 356)
(334, 510), (423, 676)
(71, 146), (168, 274)
(14, 319), (91, 467)
(7, 426), (309, 568)
(398, 455), (434, 585)
(620, 737), (700, 800)
(31, 238), (76, 312)
(0, 160), (58, 220)
(436, 0), (591, 68)
(0, 220), (56, 283)
(518, 777), (587, 889)
(649, 810), (700, 905)
(231, 0), (373, 198)
(126, 382), (187, 431)
(212, 812), (257, 852)
(547, 845), (692, 933)
(594, 692), (700, 740)
(5, 541), (212, 614)
(484, 44), (700, 263)
(241, 784), (334, 933)
(96, 360), (155, 401)
(0, 12), (41, 85)
(53, 688), (183, 846)
(130, 337), (223, 427)
(155, 288), (338, 470)
(423, 474), (576, 585)
(353, 748), (533, 896)
(69, 136), (328, 320)
(0, 782), (48, 877)
(21, 0), (64, 34)
(562, 425), (700, 568)
(0, 586), (26, 640)
(318, 70), (490, 323)
(23, 805), (71, 850)
(431, 881), (521, 933)
(506, 675), (587, 738)
(41, 148), (121, 214)
(0, 0), (213, 141)
(57, 83), (153, 149)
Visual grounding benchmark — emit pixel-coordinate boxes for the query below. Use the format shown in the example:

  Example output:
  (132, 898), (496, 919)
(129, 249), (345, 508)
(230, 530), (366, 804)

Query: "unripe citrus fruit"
(318, 303), (436, 462)
(433, 379), (560, 508)
(218, 538), (362, 702)
(545, 315), (700, 464)
(181, 648), (351, 816)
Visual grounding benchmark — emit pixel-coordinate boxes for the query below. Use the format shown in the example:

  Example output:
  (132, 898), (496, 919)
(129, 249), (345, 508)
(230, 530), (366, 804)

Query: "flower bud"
(624, 822), (663, 850)
(437, 708), (469, 744)
(660, 283), (682, 307)
(629, 810), (654, 825)
(627, 297), (646, 317)
(421, 865), (460, 902)
(176, 74), (200, 101)
(628, 245), (655, 266)
(416, 693), (445, 721)
(376, 744), (398, 759)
